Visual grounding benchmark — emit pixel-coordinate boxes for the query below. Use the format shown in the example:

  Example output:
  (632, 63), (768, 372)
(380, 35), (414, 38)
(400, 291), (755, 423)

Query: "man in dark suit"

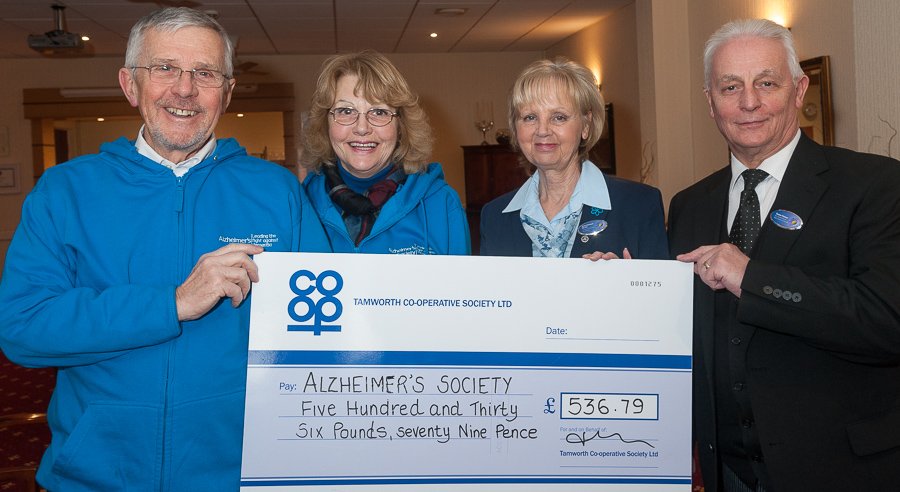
(668, 18), (900, 492)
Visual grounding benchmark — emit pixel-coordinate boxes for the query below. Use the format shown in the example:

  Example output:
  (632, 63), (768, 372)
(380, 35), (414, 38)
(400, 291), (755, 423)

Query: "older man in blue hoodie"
(0, 8), (327, 491)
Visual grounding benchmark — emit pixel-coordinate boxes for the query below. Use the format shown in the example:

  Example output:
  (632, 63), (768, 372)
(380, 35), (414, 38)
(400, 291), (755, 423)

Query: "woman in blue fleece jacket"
(301, 50), (470, 255)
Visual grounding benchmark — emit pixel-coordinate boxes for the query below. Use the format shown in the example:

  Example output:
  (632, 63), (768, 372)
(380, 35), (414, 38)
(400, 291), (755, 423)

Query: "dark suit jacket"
(668, 134), (900, 491)
(479, 173), (668, 259)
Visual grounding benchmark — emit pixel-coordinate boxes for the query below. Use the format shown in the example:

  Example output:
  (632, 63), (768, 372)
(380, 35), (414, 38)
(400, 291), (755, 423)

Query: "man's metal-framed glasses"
(329, 107), (399, 127)
(131, 64), (230, 88)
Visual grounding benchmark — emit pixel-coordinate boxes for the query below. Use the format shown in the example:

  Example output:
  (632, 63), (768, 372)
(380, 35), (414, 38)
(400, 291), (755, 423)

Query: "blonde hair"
(508, 57), (605, 165)
(300, 50), (433, 173)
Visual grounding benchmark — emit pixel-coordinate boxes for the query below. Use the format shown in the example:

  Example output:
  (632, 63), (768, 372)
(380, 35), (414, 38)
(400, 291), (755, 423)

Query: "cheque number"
(561, 393), (659, 420)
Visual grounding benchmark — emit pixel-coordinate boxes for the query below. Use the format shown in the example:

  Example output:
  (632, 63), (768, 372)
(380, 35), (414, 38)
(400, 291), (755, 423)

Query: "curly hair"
(508, 57), (605, 166)
(300, 50), (433, 174)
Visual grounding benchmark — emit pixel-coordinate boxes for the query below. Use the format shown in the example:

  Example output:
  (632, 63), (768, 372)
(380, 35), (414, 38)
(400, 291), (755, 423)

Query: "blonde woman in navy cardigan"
(480, 57), (667, 260)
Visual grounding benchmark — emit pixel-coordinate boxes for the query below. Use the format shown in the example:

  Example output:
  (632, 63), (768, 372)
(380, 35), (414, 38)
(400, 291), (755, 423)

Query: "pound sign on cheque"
(544, 397), (556, 414)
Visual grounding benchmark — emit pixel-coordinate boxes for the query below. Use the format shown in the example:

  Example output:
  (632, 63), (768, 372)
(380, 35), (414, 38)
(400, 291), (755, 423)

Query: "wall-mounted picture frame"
(0, 165), (19, 194)
(589, 103), (616, 175)
(799, 56), (834, 146)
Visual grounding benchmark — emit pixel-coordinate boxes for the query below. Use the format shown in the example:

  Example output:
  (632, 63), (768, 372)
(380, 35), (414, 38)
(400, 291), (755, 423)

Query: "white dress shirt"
(134, 125), (217, 177)
(727, 129), (801, 233)
(502, 160), (612, 257)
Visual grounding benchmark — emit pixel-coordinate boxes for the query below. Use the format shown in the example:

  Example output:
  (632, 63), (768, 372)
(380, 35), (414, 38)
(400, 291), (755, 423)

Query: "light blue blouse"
(501, 160), (612, 257)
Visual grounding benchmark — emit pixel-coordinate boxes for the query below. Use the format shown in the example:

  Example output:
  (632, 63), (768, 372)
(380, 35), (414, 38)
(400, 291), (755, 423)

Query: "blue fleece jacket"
(304, 162), (470, 255)
(0, 137), (329, 491)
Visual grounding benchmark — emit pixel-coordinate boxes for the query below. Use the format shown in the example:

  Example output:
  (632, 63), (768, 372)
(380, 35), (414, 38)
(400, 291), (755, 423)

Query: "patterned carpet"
(0, 353), (55, 491)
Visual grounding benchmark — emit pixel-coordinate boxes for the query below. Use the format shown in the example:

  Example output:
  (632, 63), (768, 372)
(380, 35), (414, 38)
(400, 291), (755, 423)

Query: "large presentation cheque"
(241, 253), (693, 491)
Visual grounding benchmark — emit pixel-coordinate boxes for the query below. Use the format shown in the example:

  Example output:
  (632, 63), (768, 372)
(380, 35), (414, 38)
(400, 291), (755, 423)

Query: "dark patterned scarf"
(322, 163), (407, 245)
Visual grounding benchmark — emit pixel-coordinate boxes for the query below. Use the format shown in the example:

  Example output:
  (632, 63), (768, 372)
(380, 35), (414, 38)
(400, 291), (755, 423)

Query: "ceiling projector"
(28, 30), (84, 52)
(27, 5), (85, 55)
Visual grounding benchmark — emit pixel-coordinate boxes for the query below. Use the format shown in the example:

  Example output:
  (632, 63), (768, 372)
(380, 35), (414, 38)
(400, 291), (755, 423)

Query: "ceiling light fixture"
(430, 33), (438, 38)
(434, 8), (467, 16)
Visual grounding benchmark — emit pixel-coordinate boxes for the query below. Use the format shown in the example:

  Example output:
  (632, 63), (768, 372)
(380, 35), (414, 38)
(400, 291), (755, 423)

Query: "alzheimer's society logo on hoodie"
(219, 232), (279, 248)
(286, 269), (343, 336)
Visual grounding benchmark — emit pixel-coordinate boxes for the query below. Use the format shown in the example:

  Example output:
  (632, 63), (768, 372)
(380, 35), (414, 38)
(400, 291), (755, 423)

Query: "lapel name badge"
(770, 209), (803, 231)
(578, 219), (608, 237)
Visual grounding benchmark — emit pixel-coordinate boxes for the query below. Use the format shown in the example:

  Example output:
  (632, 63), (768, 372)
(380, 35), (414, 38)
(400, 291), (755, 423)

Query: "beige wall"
(636, 0), (696, 207)
(547, 0), (697, 209)
(67, 118), (142, 157)
(546, 2), (643, 183)
(2, 0), (899, 271)
(855, 0), (900, 159)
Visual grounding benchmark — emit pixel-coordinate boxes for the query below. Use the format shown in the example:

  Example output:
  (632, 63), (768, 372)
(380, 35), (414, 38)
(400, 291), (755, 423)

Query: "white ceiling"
(0, 0), (630, 60)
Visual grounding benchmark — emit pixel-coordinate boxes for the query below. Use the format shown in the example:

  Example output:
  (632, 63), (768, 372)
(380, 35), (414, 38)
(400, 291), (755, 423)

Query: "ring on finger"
(703, 260), (711, 270)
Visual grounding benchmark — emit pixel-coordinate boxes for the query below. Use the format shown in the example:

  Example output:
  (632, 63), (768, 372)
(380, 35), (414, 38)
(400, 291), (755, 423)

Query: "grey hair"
(703, 18), (803, 90)
(125, 7), (235, 78)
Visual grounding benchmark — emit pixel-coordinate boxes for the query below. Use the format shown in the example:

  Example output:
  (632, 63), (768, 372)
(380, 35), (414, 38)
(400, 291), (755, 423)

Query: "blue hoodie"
(304, 162), (470, 255)
(0, 137), (329, 491)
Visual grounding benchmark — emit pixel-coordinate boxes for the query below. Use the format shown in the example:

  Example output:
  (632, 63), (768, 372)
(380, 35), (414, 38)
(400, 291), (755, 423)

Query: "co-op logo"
(286, 269), (343, 335)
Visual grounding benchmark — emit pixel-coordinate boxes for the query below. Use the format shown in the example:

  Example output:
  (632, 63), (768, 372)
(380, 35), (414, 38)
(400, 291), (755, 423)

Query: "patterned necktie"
(729, 168), (769, 254)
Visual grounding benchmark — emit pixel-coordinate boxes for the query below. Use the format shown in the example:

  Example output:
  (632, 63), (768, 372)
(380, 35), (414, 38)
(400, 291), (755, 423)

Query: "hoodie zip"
(159, 174), (187, 490)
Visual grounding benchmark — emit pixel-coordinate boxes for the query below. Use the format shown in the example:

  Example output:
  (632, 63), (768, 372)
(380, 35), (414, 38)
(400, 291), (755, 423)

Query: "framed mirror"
(799, 56), (834, 146)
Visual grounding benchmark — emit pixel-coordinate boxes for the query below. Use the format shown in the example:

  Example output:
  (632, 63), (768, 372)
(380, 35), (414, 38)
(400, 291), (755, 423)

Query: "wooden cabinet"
(462, 144), (530, 254)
